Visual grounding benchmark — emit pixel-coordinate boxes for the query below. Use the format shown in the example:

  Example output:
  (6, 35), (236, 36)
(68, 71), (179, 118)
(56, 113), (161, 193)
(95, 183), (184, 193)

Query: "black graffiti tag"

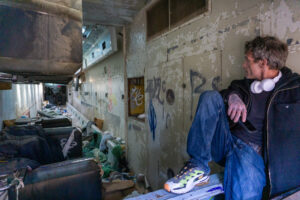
(212, 76), (221, 91)
(190, 70), (206, 120)
(146, 77), (164, 105)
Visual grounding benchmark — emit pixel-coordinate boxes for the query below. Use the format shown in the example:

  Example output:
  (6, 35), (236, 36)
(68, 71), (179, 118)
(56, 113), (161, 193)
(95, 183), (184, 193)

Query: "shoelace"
(176, 162), (194, 178)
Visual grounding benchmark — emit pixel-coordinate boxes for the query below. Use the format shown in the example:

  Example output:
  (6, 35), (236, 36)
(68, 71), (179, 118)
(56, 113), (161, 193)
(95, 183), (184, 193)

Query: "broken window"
(170, 0), (208, 27)
(146, 0), (169, 39)
(128, 77), (145, 119)
(146, 0), (208, 40)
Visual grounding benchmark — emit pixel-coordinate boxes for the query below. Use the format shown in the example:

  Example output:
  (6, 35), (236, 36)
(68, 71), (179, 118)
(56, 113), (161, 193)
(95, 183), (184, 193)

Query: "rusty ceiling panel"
(82, 0), (149, 26)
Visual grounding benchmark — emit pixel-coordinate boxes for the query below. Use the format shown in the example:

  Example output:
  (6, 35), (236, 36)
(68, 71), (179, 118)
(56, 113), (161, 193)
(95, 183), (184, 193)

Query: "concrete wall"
(69, 38), (126, 139)
(125, 0), (300, 189)
(0, 83), (43, 130)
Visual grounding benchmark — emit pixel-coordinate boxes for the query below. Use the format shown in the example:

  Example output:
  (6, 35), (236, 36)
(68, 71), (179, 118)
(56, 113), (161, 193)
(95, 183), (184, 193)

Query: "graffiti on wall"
(148, 100), (157, 140)
(130, 86), (144, 107)
(146, 77), (165, 105)
(128, 77), (145, 115)
(189, 69), (221, 120)
(145, 71), (221, 140)
(146, 76), (174, 141)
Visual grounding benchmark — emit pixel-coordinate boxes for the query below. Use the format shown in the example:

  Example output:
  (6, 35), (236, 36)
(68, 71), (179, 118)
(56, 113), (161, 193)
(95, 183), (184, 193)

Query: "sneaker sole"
(165, 175), (210, 194)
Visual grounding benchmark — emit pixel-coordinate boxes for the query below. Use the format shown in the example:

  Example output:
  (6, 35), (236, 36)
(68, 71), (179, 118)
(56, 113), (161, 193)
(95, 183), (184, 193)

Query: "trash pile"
(38, 102), (70, 119)
(4, 100), (151, 200)
(81, 123), (151, 200)
(82, 129), (127, 179)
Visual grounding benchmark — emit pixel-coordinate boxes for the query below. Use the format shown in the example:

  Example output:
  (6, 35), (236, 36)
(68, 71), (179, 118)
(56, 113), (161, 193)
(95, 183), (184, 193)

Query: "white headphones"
(250, 71), (282, 94)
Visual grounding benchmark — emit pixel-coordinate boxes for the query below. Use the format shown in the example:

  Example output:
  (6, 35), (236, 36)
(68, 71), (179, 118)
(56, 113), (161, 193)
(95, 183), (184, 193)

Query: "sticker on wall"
(148, 100), (157, 141)
(128, 77), (145, 116)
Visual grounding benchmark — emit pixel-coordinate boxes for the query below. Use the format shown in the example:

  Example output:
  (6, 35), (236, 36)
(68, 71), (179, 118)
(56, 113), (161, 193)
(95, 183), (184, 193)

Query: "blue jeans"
(187, 91), (266, 200)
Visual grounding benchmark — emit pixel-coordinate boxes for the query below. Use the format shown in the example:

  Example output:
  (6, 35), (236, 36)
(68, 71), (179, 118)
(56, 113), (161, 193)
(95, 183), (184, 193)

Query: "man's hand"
(228, 93), (247, 123)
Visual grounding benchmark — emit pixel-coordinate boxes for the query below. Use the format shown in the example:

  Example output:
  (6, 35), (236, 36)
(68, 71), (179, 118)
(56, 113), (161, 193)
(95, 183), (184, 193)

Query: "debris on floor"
(78, 117), (152, 200)
(1, 102), (153, 200)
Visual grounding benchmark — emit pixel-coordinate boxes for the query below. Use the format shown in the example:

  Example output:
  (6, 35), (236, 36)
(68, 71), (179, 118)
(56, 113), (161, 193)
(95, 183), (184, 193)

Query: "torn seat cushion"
(43, 127), (82, 159)
(8, 158), (102, 200)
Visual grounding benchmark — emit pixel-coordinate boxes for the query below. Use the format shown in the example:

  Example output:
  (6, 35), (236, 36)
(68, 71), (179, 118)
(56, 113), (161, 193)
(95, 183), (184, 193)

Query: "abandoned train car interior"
(0, 0), (299, 199)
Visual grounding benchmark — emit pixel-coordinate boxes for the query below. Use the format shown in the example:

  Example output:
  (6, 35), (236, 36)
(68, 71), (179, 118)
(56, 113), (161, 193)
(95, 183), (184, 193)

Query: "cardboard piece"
(0, 82), (12, 90)
(3, 119), (15, 127)
(94, 118), (104, 130)
(103, 180), (135, 193)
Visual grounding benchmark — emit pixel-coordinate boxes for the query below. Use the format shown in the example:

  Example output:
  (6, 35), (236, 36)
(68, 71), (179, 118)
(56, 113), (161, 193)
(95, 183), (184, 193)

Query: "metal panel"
(0, 1), (82, 78)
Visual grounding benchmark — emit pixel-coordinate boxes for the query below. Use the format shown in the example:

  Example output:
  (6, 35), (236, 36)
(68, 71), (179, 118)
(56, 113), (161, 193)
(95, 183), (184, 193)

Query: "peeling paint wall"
(0, 84), (43, 130)
(126, 0), (300, 189)
(69, 39), (126, 139)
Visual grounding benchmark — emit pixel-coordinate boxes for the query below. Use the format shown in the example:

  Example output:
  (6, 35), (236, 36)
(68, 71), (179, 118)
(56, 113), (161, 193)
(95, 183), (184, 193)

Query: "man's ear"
(258, 59), (268, 69)
(261, 58), (268, 68)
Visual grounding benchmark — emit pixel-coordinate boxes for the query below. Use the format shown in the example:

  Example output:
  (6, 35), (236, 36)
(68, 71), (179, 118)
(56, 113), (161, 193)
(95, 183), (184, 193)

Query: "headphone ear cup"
(251, 81), (263, 93)
(261, 79), (275, 91)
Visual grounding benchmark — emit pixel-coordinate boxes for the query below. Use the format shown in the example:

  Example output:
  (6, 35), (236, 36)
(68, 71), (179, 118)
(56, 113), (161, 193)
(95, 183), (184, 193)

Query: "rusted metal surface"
(82, 0), (149, 26)
(0, 0), (82, 82)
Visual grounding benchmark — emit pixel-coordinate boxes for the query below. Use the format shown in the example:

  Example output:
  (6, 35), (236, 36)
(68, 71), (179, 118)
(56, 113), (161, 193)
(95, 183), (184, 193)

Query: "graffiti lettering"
(146, 79), (154, 97)
(146, 77), (164, 105)
(148, 100), (157, 141)
(190, 70), (206, 94)
(162, 80), (166, 93)
(212, 76), (221, 91)
(190, 70), (206, 120)
(165, 113), (171, 129)
(189, 70), (221, 120)
(146, 76), (176, 138)
(130, 86), (144, 107)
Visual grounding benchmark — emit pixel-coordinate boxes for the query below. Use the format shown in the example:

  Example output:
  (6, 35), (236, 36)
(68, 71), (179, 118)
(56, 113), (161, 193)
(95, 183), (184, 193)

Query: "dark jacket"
(221, 67), (300, 197)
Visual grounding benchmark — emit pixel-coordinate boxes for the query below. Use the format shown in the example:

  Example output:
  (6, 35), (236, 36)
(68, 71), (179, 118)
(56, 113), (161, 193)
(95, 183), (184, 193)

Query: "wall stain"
(166, 89), (175, 105)
(129, 123), (142, 131)
(191, 39), (197, 43)
(81, 101), (93, 107)
(167, 45), (179, 54)
(232, 19), (250, 30)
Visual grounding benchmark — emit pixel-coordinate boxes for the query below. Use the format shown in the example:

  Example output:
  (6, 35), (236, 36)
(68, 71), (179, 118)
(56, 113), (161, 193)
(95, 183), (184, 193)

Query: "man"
(164, 36), (300, 199)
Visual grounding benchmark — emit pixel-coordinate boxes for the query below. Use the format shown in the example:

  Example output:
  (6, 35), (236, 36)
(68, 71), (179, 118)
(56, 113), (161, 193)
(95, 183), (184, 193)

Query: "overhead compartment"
(0, 0), (82, 81)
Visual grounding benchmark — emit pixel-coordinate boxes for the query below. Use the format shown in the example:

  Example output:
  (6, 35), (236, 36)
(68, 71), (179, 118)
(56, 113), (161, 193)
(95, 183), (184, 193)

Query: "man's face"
(243, 53), (263, 80)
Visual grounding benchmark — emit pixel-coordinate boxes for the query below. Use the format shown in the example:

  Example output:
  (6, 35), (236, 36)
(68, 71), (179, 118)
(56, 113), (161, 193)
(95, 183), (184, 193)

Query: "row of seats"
(0, 117), (102, 200)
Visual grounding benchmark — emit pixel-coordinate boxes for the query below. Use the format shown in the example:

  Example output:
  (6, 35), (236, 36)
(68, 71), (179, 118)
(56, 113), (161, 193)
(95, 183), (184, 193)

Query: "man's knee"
(200, 91), (222, 103)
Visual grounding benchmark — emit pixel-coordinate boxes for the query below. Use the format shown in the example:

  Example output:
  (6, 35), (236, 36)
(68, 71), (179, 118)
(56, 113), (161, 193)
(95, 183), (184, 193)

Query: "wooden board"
(103, 180), (135, 193)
